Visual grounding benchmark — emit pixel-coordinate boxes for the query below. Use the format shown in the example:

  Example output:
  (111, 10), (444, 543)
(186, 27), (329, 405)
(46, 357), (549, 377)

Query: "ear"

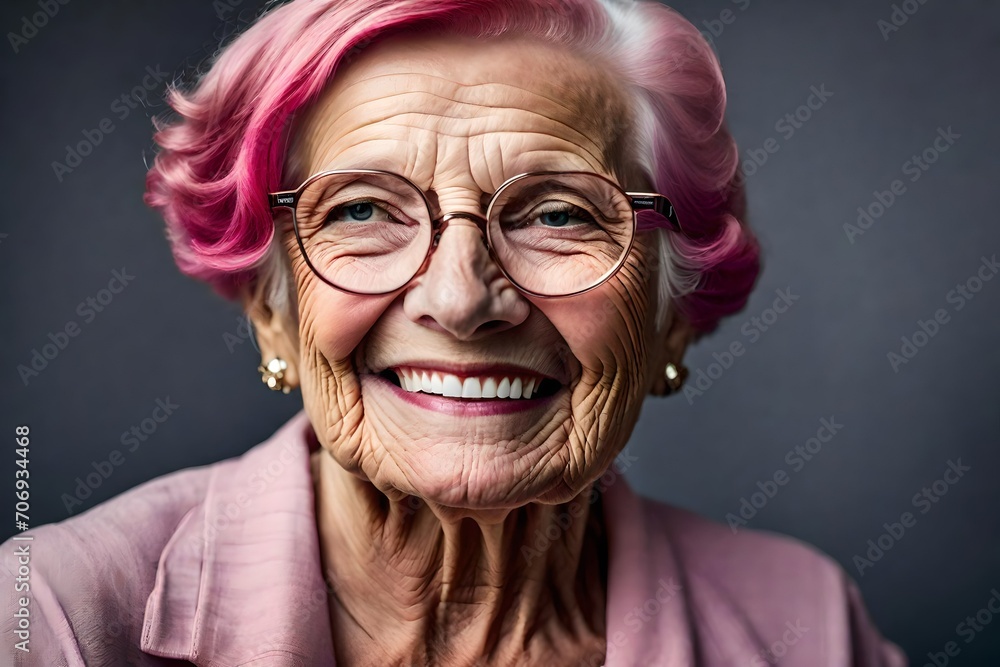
(243, 283), (300, 391)
(647, 306), (696, 397)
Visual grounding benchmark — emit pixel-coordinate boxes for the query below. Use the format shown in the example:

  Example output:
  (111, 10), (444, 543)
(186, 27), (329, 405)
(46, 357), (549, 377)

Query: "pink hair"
(144, 0), (760, 335)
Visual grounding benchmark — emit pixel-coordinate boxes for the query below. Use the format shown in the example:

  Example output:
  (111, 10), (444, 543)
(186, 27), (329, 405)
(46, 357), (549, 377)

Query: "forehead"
(290, 32), (633, 185)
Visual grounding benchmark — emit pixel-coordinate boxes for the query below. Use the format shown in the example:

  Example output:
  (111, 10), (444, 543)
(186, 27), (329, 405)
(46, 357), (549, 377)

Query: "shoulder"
(0, 460), (219, 665)
(637, 495), (907, 666)
(0, 412), (314, 666)
(651, 499), (842, 598)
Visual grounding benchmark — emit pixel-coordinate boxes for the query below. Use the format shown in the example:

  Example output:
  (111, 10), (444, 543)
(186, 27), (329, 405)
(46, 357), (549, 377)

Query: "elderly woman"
(2, 0), (906, 665)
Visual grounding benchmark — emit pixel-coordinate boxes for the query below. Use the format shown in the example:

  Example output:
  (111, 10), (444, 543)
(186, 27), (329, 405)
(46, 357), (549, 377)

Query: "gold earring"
(663, 362), (688, 396)
(258, 358), (290, 394)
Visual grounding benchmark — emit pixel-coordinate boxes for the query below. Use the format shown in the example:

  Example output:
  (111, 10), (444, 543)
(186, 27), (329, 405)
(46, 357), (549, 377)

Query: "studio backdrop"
(1, 0), (998, 664)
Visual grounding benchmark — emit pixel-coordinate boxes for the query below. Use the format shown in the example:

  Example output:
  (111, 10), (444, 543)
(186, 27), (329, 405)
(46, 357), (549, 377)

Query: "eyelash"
(325, 198), (404, 224)
(524, 202), (598, 226)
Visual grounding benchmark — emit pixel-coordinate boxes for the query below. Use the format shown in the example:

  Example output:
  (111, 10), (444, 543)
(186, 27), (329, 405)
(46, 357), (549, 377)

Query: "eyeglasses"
(268, 169), (680, 298)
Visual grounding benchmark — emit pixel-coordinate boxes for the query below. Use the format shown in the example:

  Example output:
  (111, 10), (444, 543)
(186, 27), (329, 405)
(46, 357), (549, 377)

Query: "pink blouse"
(1, 412), (906, 666)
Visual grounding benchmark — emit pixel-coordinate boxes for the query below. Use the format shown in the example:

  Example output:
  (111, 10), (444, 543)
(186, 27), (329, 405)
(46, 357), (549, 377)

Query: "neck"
(311, 451), (608, 667)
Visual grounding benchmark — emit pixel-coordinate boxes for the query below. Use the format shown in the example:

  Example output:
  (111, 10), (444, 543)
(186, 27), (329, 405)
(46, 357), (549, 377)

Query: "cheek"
(287, 243), (393, 363)
(303, 290), (389, 360)
(525, 258), (656, 504)
(545, 293), (631, 364)
(538, 253), (657, 378)
(288, 245), (398, 455)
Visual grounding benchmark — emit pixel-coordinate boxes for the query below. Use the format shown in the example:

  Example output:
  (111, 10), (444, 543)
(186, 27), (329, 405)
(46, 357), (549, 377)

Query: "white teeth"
(481, 377), (497, 398)
(390, 368), (547, 400)
(462, 377), (482, 398)
(510, 377), (522, 399)
(442, 374), (463, 397)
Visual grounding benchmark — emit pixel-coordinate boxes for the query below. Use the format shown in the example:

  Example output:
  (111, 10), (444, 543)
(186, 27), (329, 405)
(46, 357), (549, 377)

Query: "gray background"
(1, 0), (998, 664)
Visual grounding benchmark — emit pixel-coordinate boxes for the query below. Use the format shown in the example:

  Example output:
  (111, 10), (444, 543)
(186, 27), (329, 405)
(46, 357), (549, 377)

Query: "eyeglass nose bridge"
(431, 211), (490, 249)
(413, 210), (493, 280)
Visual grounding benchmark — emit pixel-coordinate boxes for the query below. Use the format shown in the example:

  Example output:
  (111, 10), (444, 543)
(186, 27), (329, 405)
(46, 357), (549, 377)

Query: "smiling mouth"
(378, 366), (562, 400)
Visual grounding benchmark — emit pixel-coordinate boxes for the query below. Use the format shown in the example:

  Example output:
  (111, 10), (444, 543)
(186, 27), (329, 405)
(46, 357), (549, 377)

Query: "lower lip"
(365, 373), (560, 416)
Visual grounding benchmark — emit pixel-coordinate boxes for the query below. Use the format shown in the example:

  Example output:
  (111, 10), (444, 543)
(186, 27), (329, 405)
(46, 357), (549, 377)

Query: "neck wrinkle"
(312, 449), (608, 666)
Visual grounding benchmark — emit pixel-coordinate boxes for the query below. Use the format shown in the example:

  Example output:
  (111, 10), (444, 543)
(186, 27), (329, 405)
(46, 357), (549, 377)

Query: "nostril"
(415, 314), (510, 340)
(417, 315), (441, 330)
(477, 320), (507, 333)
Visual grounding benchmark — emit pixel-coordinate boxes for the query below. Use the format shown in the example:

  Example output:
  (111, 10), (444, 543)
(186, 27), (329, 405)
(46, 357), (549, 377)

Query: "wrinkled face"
(278, 33), (668, 510)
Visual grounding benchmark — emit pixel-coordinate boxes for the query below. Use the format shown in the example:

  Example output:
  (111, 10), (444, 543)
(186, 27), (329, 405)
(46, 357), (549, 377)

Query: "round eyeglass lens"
(487, 172), (635, 296)
(293, 171), (433, 294)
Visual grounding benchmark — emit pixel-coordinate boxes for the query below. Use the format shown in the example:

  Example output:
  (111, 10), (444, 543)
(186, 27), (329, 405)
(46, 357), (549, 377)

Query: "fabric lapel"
(602, 473), (697, 666)
(141, 411), (335, 666)
(603, 474), (777, 666)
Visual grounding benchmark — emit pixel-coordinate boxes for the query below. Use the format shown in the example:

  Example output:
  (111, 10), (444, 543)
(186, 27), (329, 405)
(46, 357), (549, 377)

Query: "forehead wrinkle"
(321, 87), (607, 153)
(338, 108), (607, 160)
(303, 63), (623, 155)
(296, 39), (633, 189)
(336, 70), (589, 120)
(314, 75), (564, 132)
(307, 102), (610, 180)
(319, 125), (612, 188)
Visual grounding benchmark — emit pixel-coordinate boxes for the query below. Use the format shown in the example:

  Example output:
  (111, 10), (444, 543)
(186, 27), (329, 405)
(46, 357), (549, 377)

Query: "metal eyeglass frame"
(268, 168), (682, 299)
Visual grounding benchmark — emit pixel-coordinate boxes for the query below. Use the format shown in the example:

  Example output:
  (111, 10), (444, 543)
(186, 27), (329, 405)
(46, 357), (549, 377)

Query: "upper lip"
(367, 361), (568, 385)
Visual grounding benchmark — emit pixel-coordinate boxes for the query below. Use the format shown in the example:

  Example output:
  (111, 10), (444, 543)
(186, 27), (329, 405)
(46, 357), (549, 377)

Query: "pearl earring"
(258, 358), (290, 394)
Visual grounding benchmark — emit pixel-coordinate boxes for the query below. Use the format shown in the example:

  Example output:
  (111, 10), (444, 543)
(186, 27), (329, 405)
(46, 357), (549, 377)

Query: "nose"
(402, 214), (530, 340)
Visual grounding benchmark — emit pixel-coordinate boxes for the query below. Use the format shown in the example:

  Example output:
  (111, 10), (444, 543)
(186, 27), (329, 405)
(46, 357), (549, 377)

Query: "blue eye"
(325, 200), (399, 225)
(529, 204), (597, 229)
(540, 211), (571, 227)
(345, 203), (373, 221)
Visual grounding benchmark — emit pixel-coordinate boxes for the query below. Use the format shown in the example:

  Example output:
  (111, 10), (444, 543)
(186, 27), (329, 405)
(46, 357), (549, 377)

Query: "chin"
(368, 432), (581, 512)
(344, 383), (594, 510)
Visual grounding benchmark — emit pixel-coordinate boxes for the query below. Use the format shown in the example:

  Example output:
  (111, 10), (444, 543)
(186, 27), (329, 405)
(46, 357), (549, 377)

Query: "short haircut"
(145, 0), (760, 335)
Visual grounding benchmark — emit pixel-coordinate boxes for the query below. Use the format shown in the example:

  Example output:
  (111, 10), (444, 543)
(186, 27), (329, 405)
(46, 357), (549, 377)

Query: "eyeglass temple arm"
(269, 191), (298, 209)
(628, 193), (681, 232)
